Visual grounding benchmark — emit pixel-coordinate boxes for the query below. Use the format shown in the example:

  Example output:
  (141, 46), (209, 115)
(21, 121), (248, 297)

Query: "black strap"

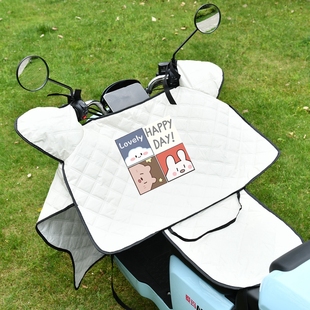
(164, 61), (180, 105)
(110, 255), (133, 310)
(168, 192), (243, 242)
(164, 77), (177, 105)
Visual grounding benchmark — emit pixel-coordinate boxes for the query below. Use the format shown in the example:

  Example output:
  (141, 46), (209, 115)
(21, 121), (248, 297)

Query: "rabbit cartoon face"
(166, 149), (194, 181)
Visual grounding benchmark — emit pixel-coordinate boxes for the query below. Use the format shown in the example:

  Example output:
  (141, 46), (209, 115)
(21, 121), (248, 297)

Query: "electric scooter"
(15, 4), (310, 310)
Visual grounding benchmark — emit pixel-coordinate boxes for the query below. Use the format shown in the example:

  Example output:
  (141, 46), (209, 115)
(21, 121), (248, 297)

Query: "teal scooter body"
(115, 255), (234, 310)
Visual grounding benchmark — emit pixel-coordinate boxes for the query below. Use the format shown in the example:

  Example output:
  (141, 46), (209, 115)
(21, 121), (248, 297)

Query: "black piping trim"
(216, 68), (225, 98)
(14, 117), (63, 163)
(244, 188), (303, 242)
(225, 102), (281, 186)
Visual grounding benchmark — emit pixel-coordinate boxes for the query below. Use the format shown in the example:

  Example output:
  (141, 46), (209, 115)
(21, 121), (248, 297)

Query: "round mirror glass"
(16, 55), (49, 91)
(195, 4), (221, 34)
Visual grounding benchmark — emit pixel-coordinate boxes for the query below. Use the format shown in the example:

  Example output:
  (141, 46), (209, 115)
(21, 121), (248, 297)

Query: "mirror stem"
(172, 29), (197, 62)
(48, 78), (74, 98)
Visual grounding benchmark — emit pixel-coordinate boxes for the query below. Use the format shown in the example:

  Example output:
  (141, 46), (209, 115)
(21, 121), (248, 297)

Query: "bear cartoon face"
(125, 146), (152, 166)
(129, 164), (156, 194)
(166, 149), (194, 181)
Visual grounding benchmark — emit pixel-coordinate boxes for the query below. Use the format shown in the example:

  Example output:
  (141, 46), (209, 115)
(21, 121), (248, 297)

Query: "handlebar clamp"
(70, 89), (88, 121)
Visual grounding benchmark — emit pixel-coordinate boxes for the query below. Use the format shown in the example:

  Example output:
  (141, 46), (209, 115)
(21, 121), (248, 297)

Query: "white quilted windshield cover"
(16, 60), (293, 289)
(16, 85), (278, 254)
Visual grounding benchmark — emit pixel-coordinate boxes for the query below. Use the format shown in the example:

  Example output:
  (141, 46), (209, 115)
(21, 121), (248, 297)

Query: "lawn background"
(1, 0), (309, 309)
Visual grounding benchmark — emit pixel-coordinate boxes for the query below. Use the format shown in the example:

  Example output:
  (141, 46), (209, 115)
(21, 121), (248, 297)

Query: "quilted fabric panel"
(178, 60), (223, 98)
(60, 86), (279, 253)
(36, 205), (105, 288)
(16, 106), (83, 161)
(38, 164), (73, 221)
(164, 190), (302, 288)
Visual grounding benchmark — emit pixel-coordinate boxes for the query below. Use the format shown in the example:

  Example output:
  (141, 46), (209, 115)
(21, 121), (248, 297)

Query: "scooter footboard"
(115, 233), (173, 309)
(115, 232), (235, 310)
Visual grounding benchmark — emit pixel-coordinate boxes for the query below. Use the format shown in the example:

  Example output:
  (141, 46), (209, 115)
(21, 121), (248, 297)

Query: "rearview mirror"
(16, 55), (74, 96)
(172, 3), (221, 61)
(195, 3), (221, 34)
(16, 55), (49, 92)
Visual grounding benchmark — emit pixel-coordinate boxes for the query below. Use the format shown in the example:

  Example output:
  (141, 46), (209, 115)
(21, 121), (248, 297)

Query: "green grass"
(1, 0), (310, 309)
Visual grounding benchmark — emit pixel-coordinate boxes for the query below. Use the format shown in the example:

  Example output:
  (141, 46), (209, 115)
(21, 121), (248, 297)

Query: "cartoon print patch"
(115, 117), (195, 194)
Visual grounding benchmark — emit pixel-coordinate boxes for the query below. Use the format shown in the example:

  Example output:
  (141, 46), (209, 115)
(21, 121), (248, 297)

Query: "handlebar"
(86, 100), (105, 112)
(73, 63), (176, 122)
(83, 72), (172, 121)
(145, 75), (166, 95)
(85, 100), (108, 117)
